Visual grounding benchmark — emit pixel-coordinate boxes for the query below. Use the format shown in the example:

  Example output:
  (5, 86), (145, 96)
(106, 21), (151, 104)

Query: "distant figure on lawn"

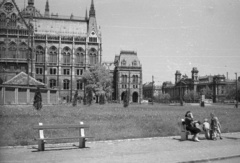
(185, 111), (201, 142)
(210, 113), (223, 140)
(33, 87), (42, 110)
(72, 90), (78, 106)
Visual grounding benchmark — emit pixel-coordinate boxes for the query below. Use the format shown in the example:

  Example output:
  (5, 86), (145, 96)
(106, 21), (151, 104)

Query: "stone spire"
(89, 0), (95, 17)
(44, 0), (50, 17)
(85, 8), (88, 20)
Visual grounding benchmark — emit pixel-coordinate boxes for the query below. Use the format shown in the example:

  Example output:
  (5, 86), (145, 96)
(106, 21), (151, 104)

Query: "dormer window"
(121, 59), (126, 66)
(132, 60), (137, 66)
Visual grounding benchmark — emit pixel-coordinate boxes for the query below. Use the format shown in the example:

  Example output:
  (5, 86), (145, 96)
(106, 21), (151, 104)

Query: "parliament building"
(0, 0), (102, 101)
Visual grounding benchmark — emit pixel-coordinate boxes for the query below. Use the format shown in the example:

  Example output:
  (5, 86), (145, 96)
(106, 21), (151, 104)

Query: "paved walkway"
(1, 133), (240, 163)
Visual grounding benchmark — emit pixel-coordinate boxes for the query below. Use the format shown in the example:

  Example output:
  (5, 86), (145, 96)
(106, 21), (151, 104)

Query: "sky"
(14, 0), (240, 84)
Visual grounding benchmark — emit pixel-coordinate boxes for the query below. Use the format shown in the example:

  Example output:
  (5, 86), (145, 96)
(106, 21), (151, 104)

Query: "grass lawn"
(0, 103), (240, 146)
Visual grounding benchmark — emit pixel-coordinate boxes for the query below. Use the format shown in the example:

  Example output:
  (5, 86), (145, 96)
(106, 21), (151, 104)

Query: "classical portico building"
(0, 0), (102, 101)
(162, 67), (235, 103)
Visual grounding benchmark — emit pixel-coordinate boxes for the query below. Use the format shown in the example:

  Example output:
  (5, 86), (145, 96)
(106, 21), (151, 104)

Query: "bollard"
(38, 123), (45, 151)
(79, 121), (86, 148)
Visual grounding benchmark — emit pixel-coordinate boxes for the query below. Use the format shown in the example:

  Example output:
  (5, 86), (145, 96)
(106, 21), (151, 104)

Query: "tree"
(164, 93), (171, 103)
(201, 86), (213, 99)
(225, 82), (240, 101)
(82, 64), (113, 105)
(189, 91), (200, 103)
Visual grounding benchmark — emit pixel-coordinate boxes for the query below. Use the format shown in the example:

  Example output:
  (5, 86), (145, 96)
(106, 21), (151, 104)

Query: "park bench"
(178, 119), (205, 141)
(33, 122), (92, 151)
(178, 119), (191, 140)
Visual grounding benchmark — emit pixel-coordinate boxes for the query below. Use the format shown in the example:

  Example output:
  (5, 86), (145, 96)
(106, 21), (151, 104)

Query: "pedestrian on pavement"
(202, 118), (211, 139)
(185, 111), (201, 142)
(210, 113), (223, 140)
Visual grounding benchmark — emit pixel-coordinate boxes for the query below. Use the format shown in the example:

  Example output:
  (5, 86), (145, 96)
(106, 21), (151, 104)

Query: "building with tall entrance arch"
(112, 50), (142, 103)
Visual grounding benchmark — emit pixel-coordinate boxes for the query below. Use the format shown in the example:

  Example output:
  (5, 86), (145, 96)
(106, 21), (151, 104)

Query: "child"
(202, 118), (210, 139)
(210, 113), (223, 140)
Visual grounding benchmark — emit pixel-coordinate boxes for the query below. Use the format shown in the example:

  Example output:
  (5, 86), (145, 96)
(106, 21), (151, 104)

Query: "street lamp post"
(236, 73), (238, 108)
(152, 75), (154, 105)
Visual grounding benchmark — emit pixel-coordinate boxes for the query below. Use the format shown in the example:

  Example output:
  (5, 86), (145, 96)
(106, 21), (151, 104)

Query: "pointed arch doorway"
(132, 92), (138, 103)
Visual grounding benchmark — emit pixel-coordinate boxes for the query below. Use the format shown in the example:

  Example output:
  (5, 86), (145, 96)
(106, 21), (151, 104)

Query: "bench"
(178, 119), (191, 140)
(178, 119), (205, 141)
(33, 122), (92, 151)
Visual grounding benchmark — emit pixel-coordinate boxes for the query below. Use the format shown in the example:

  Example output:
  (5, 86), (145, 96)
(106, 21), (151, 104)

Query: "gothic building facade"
(0, 0), (102, 101)
(113, 51), (142, 103)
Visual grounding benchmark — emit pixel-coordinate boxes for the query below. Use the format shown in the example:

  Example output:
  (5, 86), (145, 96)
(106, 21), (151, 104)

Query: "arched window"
(0, 42), (6, 58)
(77, 80), (83, 90)
(8, 42), (17, 58)
(49, 46), (58, 64)
(62, 46), (71, 65)
(122, 75), (127, 84)
(132, 60), (137, 66)
(121, 59), (126, 66)
(36, 46), (44, 63)
(75, 47), (85, 65)
(63, 79), (70, 90)
(19, 42), (27, 59)
(49, 79), (56, 88)
(9, 13), (17, 27)
(89, 48), (97, 65)
(135, 75), (138, 84)
(0, 13), (6, 26)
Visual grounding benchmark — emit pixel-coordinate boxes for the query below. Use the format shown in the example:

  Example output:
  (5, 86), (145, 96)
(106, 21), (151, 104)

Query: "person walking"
(33, 87), (42, 110)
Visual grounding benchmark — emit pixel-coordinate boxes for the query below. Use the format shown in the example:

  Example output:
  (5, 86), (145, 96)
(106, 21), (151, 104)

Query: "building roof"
(115, 50), (141, 67)
(33, 18), (88, 36)
(3, 72), (45, 87)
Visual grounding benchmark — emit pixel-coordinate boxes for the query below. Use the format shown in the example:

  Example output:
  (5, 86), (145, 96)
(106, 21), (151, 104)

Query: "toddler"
(202, 118), (210, 139)
(210, 113), (223, 140)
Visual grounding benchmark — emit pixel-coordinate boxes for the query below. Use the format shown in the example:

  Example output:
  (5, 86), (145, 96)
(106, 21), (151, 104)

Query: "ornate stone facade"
(113, 51), (142, 103)
(0, 0), (102, 101)
(162, 67), (235, 103)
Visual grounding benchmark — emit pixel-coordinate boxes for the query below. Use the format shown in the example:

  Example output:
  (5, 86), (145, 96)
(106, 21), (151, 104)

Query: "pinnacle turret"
(44, 0), (50, 17)
(89, 0), (95, 17)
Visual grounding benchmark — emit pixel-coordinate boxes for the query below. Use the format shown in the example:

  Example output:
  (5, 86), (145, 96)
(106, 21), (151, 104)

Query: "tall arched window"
(63, 79), (70, 90)
(62, 46), (71, 65)
(135, 75), (138, 84)
(75, 47), (85, 65)
(19, 42), (27, 59)
(8, 42), (17, 58)
(36, 46), (44, 63)
(49, 46), (58, 64)
(122, 75), (127, 83)
(89, 48), (97, 65)
(9, 13), (17, 27)
(77, 80), (83, 90)
(0, 42), (6, 58)
(49, 79), (56, 88)
(0, 13), (6, 26)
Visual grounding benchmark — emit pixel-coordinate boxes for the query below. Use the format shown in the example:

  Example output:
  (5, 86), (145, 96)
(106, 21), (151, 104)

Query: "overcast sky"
(15, 0), (240, 83)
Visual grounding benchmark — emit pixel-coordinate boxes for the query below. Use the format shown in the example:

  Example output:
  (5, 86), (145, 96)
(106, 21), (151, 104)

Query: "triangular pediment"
(3, 72), (45, 87)
(0, 0), (29, 30)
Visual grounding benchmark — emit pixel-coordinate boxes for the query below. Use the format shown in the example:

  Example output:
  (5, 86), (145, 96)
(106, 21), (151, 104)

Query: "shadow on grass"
(31, 144), (90, 152)
(223, 136), (240, 140)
